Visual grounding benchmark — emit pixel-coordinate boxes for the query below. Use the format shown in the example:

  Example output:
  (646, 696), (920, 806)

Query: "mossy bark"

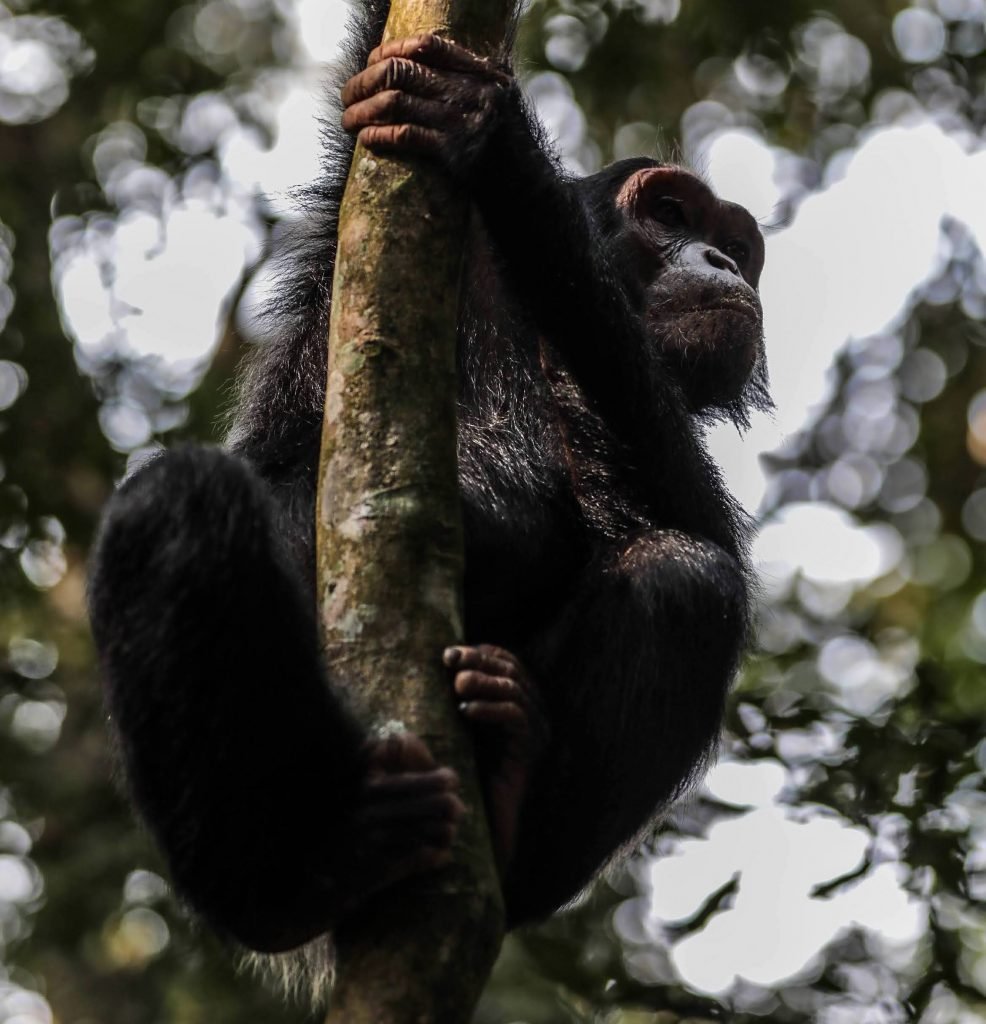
(316, 2), (515, 1021)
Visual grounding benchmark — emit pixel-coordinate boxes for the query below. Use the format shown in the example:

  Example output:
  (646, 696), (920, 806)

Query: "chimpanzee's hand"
(340, 34), (514, 179)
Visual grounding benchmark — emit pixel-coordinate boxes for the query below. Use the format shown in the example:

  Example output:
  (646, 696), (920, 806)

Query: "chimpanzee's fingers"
(454, 669), (524, 702)
(342, 57), (452, 108)
(359, 789), (466, 825)
(475, 643), (523, 671)
(367, 33), (509, 86)
(363, 767), (460, 799)
(342, 91), (453, 135)
(356, 124), (448, 159)
(443, 644), (520, 679)
(458, 699), (528, 731)
(364, 730), (437, 774)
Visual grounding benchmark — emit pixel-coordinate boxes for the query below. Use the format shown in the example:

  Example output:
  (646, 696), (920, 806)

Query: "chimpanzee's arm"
(342, 34), (753, 550)
(340, 37), (658, 423)
(469, 105), (644, 354)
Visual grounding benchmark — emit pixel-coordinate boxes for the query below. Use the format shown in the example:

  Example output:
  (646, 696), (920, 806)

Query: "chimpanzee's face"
(616, 164), (766, 415)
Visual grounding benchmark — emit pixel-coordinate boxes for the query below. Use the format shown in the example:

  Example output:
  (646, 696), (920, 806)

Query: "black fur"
(89, 0), (763, 962)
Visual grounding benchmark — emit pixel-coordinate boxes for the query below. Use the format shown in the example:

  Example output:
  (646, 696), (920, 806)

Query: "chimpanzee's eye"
(722, 239), (750, 265)
(652, 197), (688, 229)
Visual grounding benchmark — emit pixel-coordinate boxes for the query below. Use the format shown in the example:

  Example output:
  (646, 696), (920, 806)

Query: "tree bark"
(316, 2), (515, 1021)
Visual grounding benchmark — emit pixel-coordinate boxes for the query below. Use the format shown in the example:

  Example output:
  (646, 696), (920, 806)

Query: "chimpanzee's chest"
(459, 463), (587, 651)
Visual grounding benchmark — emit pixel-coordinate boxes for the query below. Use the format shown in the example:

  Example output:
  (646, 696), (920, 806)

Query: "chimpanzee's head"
(586, 158), (770, 426)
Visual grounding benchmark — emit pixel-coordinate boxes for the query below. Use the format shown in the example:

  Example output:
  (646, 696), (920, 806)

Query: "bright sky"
(50, 0), (986, 1002)
(706, 120), (986, 516)
(649, 119), (986, 997)
(638, 760), (925, 995)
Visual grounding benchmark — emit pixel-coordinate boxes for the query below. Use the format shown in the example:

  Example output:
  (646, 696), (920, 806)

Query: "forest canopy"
(2, 0), (986, 1021)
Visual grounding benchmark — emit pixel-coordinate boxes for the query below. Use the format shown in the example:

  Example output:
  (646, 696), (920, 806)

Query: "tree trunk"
(315, 1), (515, 1021)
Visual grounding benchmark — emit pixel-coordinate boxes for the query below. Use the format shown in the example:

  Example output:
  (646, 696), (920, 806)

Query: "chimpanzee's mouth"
(678, 301), (760, 322)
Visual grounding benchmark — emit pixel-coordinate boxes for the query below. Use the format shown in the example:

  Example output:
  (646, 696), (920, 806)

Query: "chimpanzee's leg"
(88, 445), (463, 953)
(498, 529), (749, 926)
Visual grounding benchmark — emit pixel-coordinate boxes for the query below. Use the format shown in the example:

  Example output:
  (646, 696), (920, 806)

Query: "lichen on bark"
(315, 2), (516, 1021)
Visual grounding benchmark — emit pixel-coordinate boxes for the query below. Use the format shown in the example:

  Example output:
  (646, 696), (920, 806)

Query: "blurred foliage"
(3, 0), (986, 1021)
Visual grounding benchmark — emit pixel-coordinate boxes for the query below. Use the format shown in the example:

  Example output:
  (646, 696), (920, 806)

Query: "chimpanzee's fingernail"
(443, 647), (461, 667)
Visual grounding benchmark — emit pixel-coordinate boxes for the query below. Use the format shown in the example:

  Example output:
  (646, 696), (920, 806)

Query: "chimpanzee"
(88, 0), (769, 984)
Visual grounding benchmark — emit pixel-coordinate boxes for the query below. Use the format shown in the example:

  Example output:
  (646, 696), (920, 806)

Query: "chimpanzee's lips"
(678, 300), (760, 322)
(647, 278), (762, 322)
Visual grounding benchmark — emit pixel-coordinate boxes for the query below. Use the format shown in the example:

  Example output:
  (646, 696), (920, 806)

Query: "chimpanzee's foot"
(444, 644), (547, 870)
(340, 730), (464, 912)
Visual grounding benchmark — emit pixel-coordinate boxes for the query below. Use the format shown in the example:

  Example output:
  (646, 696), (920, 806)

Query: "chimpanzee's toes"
(337, 731), (464, 911)
(445, 644), (539, 735)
